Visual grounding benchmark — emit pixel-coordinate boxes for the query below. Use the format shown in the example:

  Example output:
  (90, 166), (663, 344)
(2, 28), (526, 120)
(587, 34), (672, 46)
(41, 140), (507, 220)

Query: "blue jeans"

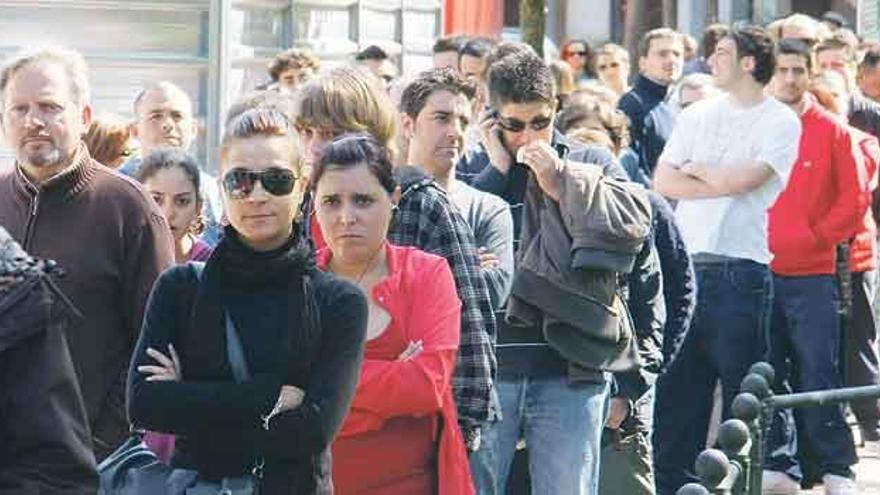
(471, 373), (610, 495)
(765, 274), (856, 480)
(653, 259), (772, 495)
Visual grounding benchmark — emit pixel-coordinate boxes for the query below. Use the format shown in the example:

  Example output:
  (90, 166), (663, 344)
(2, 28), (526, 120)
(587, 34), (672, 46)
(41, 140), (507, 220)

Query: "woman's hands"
(138, 344), (182, 381)
(396, 340), (424, 361)
(263, 385), (306, 430)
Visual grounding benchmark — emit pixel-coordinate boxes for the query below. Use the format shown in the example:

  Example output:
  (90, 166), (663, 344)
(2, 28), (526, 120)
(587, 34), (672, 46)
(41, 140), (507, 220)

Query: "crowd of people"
(1, 7), (880, 495)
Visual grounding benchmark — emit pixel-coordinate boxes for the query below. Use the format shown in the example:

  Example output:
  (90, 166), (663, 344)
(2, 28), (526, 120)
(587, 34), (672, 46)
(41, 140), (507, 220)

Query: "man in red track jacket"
(764, 39), (869, 493)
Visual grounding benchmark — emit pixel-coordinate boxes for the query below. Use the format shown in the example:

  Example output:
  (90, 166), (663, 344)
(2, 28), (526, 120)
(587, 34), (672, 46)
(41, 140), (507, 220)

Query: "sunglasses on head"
(222, 167), (298, 200)
(498, 115), (553, 133)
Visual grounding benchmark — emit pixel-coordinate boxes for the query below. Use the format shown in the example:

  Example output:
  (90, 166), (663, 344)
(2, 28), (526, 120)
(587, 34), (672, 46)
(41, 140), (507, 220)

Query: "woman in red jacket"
(311, 133), (474, 494)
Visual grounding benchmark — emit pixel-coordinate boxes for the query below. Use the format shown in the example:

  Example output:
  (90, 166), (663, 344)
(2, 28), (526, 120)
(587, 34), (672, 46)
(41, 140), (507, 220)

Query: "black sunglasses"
(498, 115), (553, 133)
(222, 167), (298, 199)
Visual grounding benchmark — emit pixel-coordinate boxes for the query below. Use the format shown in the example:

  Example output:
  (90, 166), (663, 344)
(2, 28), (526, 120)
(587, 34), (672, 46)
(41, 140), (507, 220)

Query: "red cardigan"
(848, 127), (879, 273)
(317, 243), (474, 495)
(769, 98), (871, 275)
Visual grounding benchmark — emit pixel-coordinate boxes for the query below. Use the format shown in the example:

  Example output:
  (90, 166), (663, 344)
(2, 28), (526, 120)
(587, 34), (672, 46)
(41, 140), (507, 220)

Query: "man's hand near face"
(518, 140), (564, 201)
(479, 110), (513, 175)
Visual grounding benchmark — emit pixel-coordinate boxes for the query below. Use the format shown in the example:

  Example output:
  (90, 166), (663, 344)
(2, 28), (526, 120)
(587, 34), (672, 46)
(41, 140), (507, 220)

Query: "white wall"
(565, 0), (614, 42)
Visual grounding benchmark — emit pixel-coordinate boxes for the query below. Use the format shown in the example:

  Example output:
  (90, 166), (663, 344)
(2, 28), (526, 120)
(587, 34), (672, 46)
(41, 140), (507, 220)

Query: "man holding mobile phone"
(463, 52), (652, 495)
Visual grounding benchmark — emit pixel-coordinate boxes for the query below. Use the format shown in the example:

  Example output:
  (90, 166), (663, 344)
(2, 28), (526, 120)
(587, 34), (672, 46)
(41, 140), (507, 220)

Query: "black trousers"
(841, 270), (880, 439)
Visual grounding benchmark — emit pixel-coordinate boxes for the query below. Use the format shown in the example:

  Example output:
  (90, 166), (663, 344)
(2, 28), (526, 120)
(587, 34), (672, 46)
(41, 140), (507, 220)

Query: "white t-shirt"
(659, 94), (801, 264)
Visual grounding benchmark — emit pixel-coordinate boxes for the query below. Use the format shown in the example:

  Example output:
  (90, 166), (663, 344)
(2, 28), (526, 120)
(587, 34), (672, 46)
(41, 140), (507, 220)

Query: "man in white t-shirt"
(652, 26), (802, 494)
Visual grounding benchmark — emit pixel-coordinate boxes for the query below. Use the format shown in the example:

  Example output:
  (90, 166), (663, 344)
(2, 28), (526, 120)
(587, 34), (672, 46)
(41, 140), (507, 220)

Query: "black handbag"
(98, 262), (263, 495)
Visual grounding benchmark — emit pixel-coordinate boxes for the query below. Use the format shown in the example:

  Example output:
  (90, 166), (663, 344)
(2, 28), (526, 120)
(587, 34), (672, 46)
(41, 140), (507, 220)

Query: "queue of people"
(2, 8), (880, 495)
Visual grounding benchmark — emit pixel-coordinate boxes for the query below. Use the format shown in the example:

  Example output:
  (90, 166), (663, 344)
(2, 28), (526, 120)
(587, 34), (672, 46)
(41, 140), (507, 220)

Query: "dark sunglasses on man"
(497, 115), (553, 134)
(222, 167), (298, 200)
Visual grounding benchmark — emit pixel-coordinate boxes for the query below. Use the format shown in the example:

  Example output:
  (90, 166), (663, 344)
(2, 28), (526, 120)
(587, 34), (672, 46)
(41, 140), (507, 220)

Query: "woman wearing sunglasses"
(594, 43), (631, 98)
(127, 107), (368, 494)
(312, 134), (474, 494)
(561, 39), (596, 85)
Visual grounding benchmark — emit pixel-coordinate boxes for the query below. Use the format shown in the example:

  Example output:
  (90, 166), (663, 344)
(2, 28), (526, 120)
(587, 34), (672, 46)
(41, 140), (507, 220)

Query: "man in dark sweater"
(618, 28), (684, 179)
(0, 46), (174, 459)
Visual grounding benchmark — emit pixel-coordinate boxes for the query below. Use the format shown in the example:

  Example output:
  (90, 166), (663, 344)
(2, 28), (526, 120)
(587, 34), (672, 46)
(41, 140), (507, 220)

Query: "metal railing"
(677, 362), (880, 495)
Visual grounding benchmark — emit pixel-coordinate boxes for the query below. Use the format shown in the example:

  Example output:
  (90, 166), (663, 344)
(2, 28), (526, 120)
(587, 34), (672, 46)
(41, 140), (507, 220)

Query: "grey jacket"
(506, 159), (652, 380)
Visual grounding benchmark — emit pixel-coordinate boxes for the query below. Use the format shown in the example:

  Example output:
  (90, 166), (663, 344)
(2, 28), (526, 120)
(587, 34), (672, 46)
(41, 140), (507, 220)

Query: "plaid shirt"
(389, 167), (497, 429)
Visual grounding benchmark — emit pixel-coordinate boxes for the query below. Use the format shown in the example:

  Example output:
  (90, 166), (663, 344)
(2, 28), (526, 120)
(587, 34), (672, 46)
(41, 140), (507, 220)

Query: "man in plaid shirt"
(390, 165), (498, 449)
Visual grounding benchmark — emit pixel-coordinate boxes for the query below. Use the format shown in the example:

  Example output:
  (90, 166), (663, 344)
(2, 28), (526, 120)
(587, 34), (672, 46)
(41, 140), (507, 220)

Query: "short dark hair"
(459, 37), (498, 60)
(311, 133), (396, 195)
(776, 38), (813, 73)
(400, 68), (476, 118)
(700, 23), (730, 59)
(728, 26), (776, 85)
(485, 41), (537, 73)
(136, 148), (202, 202)
(639, 28), (681, 58)
(268, 48), (320, 82)
(860, 49), (880, 73)
(355, 45), (388, 62)
(487, 53), (555, 109)
(433, 35), (469, 54)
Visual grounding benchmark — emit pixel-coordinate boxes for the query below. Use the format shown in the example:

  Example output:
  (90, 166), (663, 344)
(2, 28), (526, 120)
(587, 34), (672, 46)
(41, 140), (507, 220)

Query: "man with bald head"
(121, 81), (222, 244)
(119, 81), (198, 175)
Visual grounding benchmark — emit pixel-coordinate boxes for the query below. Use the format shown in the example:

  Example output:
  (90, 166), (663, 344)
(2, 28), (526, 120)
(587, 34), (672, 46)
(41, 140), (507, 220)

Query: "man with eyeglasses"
(618, 28), (684, 180)
(463, 52), (652, 495)
(652, 26), (801, 494)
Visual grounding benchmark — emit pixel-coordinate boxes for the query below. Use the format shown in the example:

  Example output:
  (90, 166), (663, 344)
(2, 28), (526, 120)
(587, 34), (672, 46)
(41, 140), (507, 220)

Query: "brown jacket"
(0, 145), (174, 458)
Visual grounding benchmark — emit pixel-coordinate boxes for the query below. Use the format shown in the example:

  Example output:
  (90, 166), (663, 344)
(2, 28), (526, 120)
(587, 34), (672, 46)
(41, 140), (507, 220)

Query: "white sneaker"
(762, 470), (799, 495)
(823, 473), (857, 495)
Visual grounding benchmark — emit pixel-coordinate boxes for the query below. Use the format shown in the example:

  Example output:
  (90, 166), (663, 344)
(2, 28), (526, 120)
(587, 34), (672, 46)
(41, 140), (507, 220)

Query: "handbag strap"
(225, 312), (251, 383)
(189, 261), (252, 383)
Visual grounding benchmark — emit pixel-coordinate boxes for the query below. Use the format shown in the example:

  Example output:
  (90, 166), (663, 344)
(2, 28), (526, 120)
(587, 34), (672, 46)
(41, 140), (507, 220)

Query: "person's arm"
(476, 200), (515, 309)
(680, 160), (777, 196)
(811, 129), (871, 246)
(94, 198), (175, 452)
(653, 160), (726, 199)
(470, 119), (515, 195)
(649, 193), (696, 366)
(341, 257), (461, 434)
(127, 267), (283, 435)
(259, 282), (367, 460)
(613, 240), (665, 415)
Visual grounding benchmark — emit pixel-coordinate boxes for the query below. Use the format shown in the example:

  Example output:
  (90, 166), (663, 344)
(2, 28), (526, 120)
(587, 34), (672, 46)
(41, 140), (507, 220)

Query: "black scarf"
(184, 225), (321, 383)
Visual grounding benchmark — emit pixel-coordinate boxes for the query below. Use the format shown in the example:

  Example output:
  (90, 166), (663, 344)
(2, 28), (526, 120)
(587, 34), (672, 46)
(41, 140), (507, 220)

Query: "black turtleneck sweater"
(617, 74), (671, 174)
(127, 229), (367, 494)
